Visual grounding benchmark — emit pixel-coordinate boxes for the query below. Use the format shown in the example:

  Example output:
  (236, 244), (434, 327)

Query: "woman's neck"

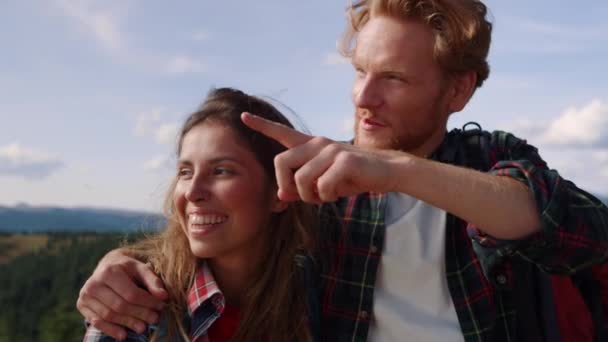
(207, 251), (263, 307)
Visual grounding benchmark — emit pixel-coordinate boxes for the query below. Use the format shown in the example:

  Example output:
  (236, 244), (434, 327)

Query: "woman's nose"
(185, 175), (211, 203)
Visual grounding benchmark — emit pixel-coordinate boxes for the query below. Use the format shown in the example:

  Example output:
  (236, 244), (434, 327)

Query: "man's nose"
(354, 77), (383, 109)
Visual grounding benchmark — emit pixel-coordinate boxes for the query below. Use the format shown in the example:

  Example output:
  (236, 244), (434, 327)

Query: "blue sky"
(1, 0), (607, 212)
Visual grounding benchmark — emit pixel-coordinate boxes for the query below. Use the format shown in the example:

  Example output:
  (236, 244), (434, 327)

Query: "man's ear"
(447, 70), (477, 113)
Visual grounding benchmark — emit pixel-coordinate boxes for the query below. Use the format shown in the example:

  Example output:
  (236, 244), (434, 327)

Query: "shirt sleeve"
(467, 130), (608, 278)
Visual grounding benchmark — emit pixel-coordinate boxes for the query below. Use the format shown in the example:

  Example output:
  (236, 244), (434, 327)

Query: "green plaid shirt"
(317, 129), (608, 341)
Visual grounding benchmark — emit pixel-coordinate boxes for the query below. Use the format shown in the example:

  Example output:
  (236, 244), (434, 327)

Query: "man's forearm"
(391, 155), (541, 239)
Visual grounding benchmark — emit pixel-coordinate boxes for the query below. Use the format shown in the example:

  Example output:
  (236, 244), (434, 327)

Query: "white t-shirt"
(367, 192), (463, 342)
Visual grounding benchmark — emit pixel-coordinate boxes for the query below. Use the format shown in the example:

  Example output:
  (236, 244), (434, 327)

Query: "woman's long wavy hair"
(127, 88), (316, 341)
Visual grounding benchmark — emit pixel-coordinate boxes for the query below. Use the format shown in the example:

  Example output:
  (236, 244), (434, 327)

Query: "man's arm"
(242, 113), (608, 271)
(242, 113), (540, 239)
(465, 132), (608, 275)
(390, 154), (541, 239)
(77, 249), (168, 341)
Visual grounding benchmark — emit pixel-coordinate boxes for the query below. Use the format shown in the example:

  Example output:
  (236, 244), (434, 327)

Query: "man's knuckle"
(98, 307), (113, 320)
(79, 285), (90, 298)
(97, 265), (114, 278)
(121, 317), (137, 330)
(325, 142), (343, 155)
(123, 291), (139, 303)
(294, 170), (307, 186)
(317, 177), (330, 191)
(274, 154), (287, 168)
(311, 136), (329, 146)
(337, 151), (356, 165)
(76, 298), (84, 311)
(111, 299), (128, 313)
(90, 317), (104, 328)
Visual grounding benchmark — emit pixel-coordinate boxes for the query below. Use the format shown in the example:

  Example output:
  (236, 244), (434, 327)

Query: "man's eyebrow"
(176, 156), (243, 165)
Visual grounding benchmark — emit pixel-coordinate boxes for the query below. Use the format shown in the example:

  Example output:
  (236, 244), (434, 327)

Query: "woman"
(84, 88), (318, 342)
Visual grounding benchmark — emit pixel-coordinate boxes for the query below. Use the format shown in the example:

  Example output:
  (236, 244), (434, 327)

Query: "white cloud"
(133, 111), (180, 145)
(0, 143), (64, 180)
(154, 123), (180, 145)
(166, 56), (206, 74)
(143, 155), (171, 172)
(324, 52), (350, 66)
(539, 148), (608, 195)
(539, 99), (608, 147)
(134, 109), (162, 137)
(496, 16), (608, 55)
(55, 0), (125, 54)
(602, 166), (608, 179)
(512, 17), (608, 42)
(593, 150), (608, 163)
(55, 1), (207, 75)
(502, 118), (547, 139)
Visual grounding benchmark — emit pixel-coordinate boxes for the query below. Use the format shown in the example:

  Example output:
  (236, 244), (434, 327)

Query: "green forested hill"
(0, 233), (144, 342)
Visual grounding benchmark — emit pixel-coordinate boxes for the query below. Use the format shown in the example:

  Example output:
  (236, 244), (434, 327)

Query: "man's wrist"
(386, 151), (417, 194)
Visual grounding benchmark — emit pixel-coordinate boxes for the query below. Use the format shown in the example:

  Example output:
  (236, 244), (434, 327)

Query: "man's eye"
(213, 167), (234, 176)
(387, 74), (403, 82)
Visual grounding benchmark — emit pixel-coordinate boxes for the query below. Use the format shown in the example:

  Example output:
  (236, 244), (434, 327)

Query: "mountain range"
(1, 195), (607, 233)
(0, 204), (164, 233)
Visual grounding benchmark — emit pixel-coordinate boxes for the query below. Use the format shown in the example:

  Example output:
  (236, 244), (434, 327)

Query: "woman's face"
(173, 121), (285, 261)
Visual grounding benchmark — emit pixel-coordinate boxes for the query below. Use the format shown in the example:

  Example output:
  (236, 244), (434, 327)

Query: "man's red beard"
(353, 109), (432, 152)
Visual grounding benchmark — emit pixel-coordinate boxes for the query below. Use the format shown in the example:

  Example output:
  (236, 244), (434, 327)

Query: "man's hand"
(77, 249), (168, 340)
(242, 112), (409, 203)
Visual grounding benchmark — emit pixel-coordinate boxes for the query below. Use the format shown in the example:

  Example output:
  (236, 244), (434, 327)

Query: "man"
(77, 0), (608, 341)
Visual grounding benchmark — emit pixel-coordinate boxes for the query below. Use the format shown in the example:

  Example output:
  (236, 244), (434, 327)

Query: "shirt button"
(359, 311), (369, 320)
(496, 274), (507, 285)
(370, 245), (378, 254)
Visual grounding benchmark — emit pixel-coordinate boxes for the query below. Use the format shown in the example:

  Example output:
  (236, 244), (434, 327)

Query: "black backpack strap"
(458, 122), (492, 172)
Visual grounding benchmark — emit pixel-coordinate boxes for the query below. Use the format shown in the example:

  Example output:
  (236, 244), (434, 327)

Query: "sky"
(1, 0), (607, 212)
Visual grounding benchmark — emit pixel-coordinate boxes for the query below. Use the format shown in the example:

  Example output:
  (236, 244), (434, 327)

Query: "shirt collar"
(187, 262), (225, 317)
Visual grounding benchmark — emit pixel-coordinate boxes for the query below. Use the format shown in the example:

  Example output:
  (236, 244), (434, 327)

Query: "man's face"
(352, 16), (453, 155)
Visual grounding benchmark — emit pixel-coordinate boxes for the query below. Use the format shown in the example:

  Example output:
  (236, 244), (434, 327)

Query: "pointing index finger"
(241, 112), (312, 148)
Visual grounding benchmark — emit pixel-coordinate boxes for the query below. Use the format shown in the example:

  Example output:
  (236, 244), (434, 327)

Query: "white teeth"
(189, 214), (227, 225)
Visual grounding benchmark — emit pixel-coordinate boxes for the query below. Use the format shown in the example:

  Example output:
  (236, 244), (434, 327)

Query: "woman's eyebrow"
(206, 156), (243, 164)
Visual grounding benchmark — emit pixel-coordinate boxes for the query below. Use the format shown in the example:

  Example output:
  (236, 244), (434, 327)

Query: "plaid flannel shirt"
(317, 129), (608, 341)
(84, 263), (225, 342)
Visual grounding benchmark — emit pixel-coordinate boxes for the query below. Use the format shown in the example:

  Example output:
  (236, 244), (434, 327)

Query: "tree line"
(0, 233), (145, 342)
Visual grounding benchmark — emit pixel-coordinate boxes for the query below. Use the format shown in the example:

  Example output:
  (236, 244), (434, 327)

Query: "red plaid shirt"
(83, 263), (226, 342)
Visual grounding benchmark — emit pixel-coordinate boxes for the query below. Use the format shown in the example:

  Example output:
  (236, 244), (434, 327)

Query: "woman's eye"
(177, 168), (193, 178)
